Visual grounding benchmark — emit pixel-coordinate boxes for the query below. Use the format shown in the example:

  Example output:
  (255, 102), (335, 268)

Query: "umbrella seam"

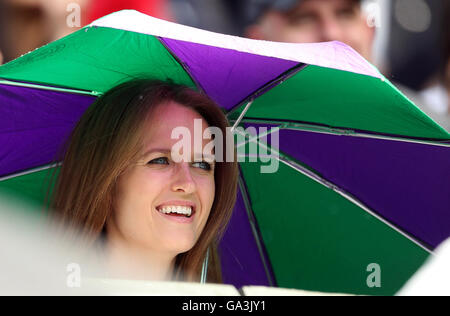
(156, 37), (206, 95)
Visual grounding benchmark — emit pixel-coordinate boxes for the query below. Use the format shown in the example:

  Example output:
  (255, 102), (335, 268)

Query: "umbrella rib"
(226, 63), (308, 119)
(234, 128), (435, 255)
(237, 118), (450, 147)
(0, 163), (61, 183)
(0, 79), (102, 97)
(231, 100), (254, 133)
(237, 171), (277, 287)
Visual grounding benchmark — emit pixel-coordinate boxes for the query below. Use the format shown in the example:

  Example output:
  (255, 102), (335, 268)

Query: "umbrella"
(0, 10), (449, 296)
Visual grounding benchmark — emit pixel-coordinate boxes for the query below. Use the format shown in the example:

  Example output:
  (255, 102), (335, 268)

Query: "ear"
(362, 15), (376, 59)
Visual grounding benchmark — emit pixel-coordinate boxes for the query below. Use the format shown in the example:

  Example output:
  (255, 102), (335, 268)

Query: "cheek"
(114, 169), (165, 216)
(262, 14), (291, 40)
(278, 22), (319, 42)
(288, 30), (318, 43)
(197, 175), (215, 216)
(348, 22), (372, 43)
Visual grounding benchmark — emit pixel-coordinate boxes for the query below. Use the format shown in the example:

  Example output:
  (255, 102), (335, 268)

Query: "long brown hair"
(46, 79), (238, 283)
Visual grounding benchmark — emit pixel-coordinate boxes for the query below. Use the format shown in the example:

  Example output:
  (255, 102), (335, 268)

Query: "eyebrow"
(143, 148), (171, 156)
(142, 148), (216, 162)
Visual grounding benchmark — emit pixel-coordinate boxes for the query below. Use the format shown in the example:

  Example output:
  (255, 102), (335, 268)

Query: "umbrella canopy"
(0, 10), (449, 296)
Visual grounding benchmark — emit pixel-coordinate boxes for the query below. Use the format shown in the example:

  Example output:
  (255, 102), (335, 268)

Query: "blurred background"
(0, 0), (449, 129)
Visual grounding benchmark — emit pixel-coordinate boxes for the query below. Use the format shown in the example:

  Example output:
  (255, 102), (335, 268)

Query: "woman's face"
(109, 100), (216, 256)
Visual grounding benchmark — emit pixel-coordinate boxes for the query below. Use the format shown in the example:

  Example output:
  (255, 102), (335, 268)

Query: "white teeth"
(158, 205), (192, 216)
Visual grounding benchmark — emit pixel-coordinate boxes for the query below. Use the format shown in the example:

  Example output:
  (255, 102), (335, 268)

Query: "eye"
(288, 13), (317, 26)
(337, 7), (356, 20)
(192, 161), (212, 171)
(148, 157), (169, 165)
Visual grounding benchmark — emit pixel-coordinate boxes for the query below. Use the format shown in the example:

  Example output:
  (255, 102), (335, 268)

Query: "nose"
(171, 162), (196, 194)
(319, 18), (345, 42)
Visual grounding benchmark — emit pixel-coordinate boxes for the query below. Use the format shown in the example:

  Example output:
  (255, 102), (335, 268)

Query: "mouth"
(155, 204), (196, 219)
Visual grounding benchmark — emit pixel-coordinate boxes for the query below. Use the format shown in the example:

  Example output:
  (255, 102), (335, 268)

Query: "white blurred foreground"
(2, 192), (448, 296)
(397, 238), (450, 296)
(0, 192), (354, 296)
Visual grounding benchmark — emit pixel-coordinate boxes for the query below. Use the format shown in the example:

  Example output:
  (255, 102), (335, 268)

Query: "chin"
(164, 238), (196, 254)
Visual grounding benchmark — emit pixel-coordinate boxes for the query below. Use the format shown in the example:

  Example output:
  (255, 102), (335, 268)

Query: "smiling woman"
(46, 79), (238, 283)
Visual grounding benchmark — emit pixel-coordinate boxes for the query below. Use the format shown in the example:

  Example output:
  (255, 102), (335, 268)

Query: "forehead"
(142, 100), (212, 148)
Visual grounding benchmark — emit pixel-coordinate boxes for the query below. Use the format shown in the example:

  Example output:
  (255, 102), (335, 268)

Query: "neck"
(102, 230), (176, 282)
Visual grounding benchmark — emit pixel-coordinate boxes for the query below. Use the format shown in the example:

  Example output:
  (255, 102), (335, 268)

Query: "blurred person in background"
(1, 0), (46, 63)
(0, 0), (170, 64)
(170, 0), (241, 36)
(241, 0), (449, 131)
(243, 0), (374, 62)
(40, 0), (89, 41)
(0, 0), (88, 63)
(85, 0), (171, 24)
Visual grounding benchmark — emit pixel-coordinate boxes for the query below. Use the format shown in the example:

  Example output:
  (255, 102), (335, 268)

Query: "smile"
(155, 203), (197, 223)
(158, 205), (193, 217)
